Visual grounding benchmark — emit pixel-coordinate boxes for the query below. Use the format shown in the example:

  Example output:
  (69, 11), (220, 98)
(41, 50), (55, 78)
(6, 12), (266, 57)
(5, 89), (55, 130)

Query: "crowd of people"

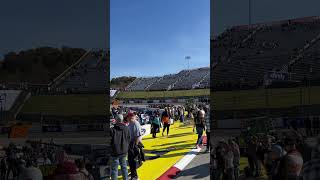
(110, 103), (210, 180)
(110, 110), (144, 180)
(209, 118), (320, 180)
(0, 140), (96, 180)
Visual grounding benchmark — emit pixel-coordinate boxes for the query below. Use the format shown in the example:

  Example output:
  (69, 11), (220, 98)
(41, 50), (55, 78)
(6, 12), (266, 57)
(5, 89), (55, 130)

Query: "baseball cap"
(127, 112), (135, 118)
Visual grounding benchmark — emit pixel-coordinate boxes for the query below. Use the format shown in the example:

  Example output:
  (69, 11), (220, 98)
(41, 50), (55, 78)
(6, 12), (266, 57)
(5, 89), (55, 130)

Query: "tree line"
(0, 47), (86, 84)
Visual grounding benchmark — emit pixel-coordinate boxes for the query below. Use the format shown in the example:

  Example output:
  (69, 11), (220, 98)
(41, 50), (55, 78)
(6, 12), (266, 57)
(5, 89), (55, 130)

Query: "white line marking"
(173, 148), (201, 170)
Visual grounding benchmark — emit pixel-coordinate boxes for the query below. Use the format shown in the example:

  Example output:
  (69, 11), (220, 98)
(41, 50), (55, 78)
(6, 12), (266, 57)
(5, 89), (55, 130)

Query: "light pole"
(185, 56), (191, 71)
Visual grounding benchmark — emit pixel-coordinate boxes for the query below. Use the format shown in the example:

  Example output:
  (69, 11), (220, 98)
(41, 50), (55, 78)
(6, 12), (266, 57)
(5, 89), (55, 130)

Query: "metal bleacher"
(56, 51), (107, 93)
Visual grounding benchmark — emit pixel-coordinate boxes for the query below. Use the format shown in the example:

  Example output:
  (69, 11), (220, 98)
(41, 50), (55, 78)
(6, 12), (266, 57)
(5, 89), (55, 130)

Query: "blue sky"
(110, 0), (209, 78)
(0, 0), (108, 59)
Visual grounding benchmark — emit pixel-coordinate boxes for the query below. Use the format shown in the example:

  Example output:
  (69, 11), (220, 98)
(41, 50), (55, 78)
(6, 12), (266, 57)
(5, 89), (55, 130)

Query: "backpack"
(162, 116), (169, 124)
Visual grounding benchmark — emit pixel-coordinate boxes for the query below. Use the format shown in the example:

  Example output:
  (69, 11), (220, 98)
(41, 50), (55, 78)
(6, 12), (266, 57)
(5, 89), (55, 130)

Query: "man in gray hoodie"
(110, 114), (131, 180)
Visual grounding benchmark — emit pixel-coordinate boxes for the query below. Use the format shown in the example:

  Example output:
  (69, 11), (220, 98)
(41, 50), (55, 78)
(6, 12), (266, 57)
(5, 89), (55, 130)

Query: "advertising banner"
(9, 125), (30, 138)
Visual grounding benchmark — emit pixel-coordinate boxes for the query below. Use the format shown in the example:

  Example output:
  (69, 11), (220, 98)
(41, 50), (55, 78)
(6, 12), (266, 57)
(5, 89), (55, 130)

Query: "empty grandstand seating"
(0, 90), (22, 111)
(148, 73), (184, 91)
(212, 16), (320, 89)
(197, 72), (210, 89)
(172, 68), (210, 90)
(125, 68), (210, 91)
(127, 77), (160, 91)
(56, 51), (107, 92)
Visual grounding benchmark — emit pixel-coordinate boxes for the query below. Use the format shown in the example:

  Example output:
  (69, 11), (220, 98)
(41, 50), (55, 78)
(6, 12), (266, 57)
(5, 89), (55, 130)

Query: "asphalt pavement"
(174, 148), (210, 180)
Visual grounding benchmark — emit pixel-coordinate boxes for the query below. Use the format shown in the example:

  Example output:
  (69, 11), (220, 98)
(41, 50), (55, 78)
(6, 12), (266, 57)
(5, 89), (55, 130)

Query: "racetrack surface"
(118, 122), (199, 180)
(174, 148), (210, 180)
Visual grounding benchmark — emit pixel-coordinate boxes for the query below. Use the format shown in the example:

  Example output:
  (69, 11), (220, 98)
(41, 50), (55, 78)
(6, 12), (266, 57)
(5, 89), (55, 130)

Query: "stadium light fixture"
(185, 56), (191, 71)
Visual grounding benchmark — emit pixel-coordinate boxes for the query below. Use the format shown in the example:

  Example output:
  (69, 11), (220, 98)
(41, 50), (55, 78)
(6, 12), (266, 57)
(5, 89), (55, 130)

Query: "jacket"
(110, 122), (131, 156)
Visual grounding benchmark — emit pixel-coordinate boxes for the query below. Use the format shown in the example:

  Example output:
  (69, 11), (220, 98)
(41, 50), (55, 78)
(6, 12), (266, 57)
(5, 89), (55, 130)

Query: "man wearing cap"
(110, 114), (131, 180)
(127, 112), (142, 180)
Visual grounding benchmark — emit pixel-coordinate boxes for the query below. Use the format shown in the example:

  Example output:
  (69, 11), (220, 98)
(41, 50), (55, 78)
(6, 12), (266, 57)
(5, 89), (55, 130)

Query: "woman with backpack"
(151, 111), (161, 138)
(161, 108), (171, 136)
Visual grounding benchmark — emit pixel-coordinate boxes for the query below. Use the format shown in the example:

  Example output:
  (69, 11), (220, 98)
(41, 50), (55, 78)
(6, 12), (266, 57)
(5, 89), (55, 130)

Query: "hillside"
(110, 76), (136, 89)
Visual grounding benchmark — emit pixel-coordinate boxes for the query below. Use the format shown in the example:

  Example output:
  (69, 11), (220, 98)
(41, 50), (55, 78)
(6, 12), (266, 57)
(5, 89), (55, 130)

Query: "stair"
(169, 71), (190, 90)
(281, 32), (320, 73)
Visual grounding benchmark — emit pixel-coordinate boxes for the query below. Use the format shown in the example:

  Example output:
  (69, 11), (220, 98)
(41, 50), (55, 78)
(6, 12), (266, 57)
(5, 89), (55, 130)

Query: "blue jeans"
(196, 126), (204, 145)
(110, 154), (128, 180)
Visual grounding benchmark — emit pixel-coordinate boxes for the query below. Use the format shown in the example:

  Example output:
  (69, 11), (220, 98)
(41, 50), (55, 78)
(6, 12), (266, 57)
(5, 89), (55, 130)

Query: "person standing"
(204, 106), (211, 152)
(247, 136), (260, 177)
(193, 109), (206, 149)
(161, 108), (171, 136)
(179, 106), (185, 123)
(229, 139), (240, 180)
(302, 136), (320, 180)
(110, 114), (131, 180)
(151, 111), (161, 138)
(268, 145), (285, 180)
(127, 112), (142, 180)
(223, 142), (235, 180)
(0, 157), (7, 180)
(277, 137), (303, 180)
(214, 140), (226, 180)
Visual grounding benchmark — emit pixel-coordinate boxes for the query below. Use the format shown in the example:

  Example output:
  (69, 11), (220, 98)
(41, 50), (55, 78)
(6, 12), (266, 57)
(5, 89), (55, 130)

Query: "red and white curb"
(157, 136), (207, 180)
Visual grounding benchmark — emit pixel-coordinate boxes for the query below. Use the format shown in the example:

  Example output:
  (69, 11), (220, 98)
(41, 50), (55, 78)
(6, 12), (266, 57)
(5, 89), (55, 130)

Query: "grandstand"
(125, 67), (210, 91)
(172, 68), (210, 90)
(50, 50), (107, 93)
(211, 16), (320, 130)
(212, 16), (320, 90)
(126, 77), (161, 91)
(0, 90), (31, 123)
(0, 90), (22, 111)
(0, 49), (109, 133)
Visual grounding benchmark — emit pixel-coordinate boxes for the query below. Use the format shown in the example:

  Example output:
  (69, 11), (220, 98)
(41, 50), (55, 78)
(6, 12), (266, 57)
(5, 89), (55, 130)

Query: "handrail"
(48, 50), (91, 87)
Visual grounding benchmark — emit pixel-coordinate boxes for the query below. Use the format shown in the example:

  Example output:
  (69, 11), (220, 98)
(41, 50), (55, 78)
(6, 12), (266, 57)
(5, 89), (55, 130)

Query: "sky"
(212, 0), (320, 36)
(0, 0), (108, 59)
(110, 0), (210, 78)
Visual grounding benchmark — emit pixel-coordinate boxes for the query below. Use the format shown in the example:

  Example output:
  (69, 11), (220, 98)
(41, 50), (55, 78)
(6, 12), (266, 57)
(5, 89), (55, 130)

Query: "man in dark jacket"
(110, 114), (131, 180)
(193, 109), (206, 149)
(247, 136), (260, 177)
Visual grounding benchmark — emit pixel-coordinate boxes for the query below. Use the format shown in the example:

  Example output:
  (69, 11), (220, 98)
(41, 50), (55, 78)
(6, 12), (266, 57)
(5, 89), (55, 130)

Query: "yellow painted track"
(118, 122), (199, 180)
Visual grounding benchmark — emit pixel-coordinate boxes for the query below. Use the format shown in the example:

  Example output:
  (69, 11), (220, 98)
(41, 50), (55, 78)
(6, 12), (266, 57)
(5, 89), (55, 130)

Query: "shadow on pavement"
(174, 163), (210, 179)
